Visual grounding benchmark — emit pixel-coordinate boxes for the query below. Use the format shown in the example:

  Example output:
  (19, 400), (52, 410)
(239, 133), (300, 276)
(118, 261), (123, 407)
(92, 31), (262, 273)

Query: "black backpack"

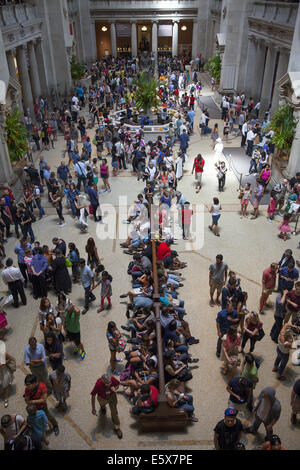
(127, 261), (136, 274)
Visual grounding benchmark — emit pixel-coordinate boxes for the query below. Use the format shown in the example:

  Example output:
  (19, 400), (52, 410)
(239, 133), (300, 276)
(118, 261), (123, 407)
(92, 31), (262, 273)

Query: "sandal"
(4, 400), (8, 408)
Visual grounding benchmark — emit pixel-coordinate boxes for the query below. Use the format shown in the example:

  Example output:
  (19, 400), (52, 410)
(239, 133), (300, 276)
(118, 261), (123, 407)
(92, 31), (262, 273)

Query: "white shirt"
(72, 96), (79, 106)
(247, 130), (255, 141)
(2, 266), (24, 284)
(242, 123), (248, 135)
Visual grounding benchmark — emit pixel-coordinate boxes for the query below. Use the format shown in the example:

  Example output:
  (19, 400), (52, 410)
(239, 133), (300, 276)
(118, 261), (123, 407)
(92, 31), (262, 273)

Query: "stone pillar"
(259, 44), (277, 118)
(35, 38), (49, 97)
(288, 1), (300, 73)
(251, 39), (266, 101)
(131, 21), (137, 58)
(0, 102), (14, 184)
(90, 19), (97, 63)
(16, 45), (34, 116)
(287, 109), (300, 178)
(172, 20), (179, 58)
(244, 35), (257, 97)
(28, 41), (42, 102)
(152, 20), (158, 65)
(110, 21), (117, 57)
(271, 48), (290, 115)
(6, 50), (18, 82)
(192, 19), (199, 59)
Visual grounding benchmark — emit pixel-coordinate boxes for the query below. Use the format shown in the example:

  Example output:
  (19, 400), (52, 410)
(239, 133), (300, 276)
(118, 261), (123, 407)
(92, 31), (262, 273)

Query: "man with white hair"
(90, 373), (123, 439)
(214, 138), (224, 162)
(273, 179), (288, 216)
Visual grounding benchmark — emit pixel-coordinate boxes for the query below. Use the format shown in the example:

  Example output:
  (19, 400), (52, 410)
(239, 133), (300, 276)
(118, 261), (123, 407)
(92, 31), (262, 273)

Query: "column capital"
(151, 19), (158, 24)
(130, 20), (137, 24)
(109, 20), (116, 25)
(172, 19), (179, 24)
(6, 48), (16, 56)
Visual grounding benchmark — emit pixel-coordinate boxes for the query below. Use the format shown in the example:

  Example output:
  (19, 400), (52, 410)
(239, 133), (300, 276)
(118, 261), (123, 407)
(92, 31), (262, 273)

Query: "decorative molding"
(2, 19), (43, 51)
(248, 17), (294, 48)
(277, 72), (300, 111)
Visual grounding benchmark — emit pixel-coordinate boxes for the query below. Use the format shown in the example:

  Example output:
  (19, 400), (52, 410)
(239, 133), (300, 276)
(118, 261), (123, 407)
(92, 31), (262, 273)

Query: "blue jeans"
(21, 224), (34, 243)
(84, 285), (96, 309)
(274, 346), (289, 376)
(69, 200), (77, 217)
(35, 199), (45, 218)
(249, 159), (257, 174)
(175, 344), (188, 353)
(175, 395), (194, 417)
(133, 297), (153, 308)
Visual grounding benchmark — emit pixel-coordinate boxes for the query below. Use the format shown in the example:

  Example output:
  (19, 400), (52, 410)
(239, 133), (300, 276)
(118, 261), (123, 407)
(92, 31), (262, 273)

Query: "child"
(239, 183), (252, 219)
(278, 214), (291, 241)
(95, 270), (112, 312)
(181, 202), (193, 240)
(267, 189), (277, 222)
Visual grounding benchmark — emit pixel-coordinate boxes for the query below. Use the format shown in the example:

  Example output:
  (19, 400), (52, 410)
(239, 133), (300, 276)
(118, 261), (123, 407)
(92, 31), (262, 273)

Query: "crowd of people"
(0, 53), (299, 451)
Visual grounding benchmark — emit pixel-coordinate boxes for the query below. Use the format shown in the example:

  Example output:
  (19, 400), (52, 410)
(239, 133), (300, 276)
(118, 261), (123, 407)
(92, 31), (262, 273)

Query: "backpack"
(107, 273), (113, 282)
(127, 260), (136, 275)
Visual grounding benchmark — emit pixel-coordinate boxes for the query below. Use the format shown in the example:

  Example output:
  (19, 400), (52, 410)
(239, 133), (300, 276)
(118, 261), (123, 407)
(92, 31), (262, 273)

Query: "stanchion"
(292, 213), (300, 235)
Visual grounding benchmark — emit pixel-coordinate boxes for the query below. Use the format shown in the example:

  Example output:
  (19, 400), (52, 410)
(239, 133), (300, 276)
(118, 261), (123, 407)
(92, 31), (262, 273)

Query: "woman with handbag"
(0, 352), (16, 408)
(220, 326), (241, 375)
(166, 379), (198, 422)
(215, 161), (227, 192)
(241, 311), (264, 353)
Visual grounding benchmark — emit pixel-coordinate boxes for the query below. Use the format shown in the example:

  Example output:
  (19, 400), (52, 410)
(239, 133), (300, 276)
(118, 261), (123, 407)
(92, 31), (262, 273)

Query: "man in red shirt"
(259, 263), (278, 314)
(131, 384), (159, 415)
(157, 240), (172, 268)
(191, 154), (205, 193)
(182, 202), (193, 240)
(285, 281), (300, 323)
(90, 373), (122, 438)
(24, 374), (59, 435)
(189, 94), (195, 110)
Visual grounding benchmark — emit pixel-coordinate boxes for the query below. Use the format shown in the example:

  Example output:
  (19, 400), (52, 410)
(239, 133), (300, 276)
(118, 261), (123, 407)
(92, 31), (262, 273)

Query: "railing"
(0, 0), (25, 6)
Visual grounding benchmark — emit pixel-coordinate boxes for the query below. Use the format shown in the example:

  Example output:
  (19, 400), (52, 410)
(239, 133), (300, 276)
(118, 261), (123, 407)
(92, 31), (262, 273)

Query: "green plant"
(5, 109), (28, 163)
(269, 104), (296, 153)
(70, 55), (85, 82)
(204, 53), (221, 81)
(133, 71), (161, 113)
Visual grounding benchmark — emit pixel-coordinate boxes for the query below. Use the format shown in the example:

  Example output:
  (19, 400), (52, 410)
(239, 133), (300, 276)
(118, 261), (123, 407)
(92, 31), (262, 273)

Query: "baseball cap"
(224, 408), (237, 416)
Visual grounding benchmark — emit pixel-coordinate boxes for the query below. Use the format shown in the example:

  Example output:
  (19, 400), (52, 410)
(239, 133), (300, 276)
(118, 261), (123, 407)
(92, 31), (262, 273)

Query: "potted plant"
(204, 53), (222, 83)
(269, 104), (297, 161)
(70, 55), (85, 84)
(134, 71), (161, 116)
(5, 109), (28, 165)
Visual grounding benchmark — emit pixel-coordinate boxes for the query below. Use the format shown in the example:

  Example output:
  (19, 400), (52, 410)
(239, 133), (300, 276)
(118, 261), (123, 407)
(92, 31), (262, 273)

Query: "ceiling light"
(141, 26), (147, 31)
(102, 26), (107, 32)
(181, 25), (187, 31)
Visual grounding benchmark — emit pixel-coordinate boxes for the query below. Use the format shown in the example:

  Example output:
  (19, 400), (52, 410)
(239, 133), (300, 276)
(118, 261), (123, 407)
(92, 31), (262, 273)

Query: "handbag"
(88, 204), (94, 215)
(0, 311), (8, 329)
(116, 336), (126, 352)
(6, 355), (17, 373)
(65, 257), (73, 268)
(238, 191), (243, 200)
(177, 366), (193, 382)
(256, 328), (265, 341)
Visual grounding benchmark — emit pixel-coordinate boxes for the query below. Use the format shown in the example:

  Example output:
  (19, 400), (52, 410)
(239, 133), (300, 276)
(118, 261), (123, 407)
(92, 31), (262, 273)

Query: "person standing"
(79, 259), (96, 315)
(49, 181), (66, 227)
(270, 290), (288, 343)
(64, 301), (86, 360)
(57, 161), (70, 188)
(259, 263), (278, 314)
(272, 323), (299, 381)
(246, 126), (255, 156)
(208, 197), (222, 237)
(214, 408), (243, 450)
(279, 261), (299, 292)
(85, 183), (101, 222)
(14, 237), (31, 288)
(216, 302), (239, 358)
(191, 154), (205, 193)
(276, 249), (294, 292)
(50, 249), (72, 295)
(49, 364), (71, 412)
(17, 203), (35, 243)
(31, 248), (48, 299)
(251, 178), (264, 220)
(215, 161), (227, 192)
(290, 378), (300, 425)
(209, 254), (228, 307)
(91, 373), (123, 439)
(24, 374), (59, 436)
(24, 337), (52, 395)
(2, 258), (27, 308)
(245, 387), (281, 439)
(181, 202), (193, 240)
(284, 281), (300, 324)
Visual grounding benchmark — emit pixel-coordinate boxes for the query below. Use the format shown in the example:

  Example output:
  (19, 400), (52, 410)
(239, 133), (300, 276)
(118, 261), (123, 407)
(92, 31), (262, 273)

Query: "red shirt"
(194, 157), (205, 173)
(287, 290), (300, 312)
(189, 96), (195, 105)
(143, 386), (159, 408)
(262, 267), (276, 289)
(157, 242), (171, 260)
(182, 208), (193, 225)
(90, 377), (120, 398)
(24, 382), (47, 410)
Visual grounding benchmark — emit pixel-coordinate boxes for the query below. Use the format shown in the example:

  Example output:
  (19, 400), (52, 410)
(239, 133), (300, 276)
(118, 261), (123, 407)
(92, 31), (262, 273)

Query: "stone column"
(28, 41), (42, 102)
(90, 19), (97, 63)
(287, 109), (300, 178)
(16, 45), (34, 116)
(192, 19), (199, 59)
(259, 44), (277, 118)
(131, 21), (137, 58)
(35, 38), (49, 97)
(244, 35), (258, 97)
(152, 20), (158, 66)
(110, 21), (117, 57)
(251, 39), (266, 101)
(6, 50), (18, 82)
(172, 20), (179, 58)
(271, 48), (290, 115)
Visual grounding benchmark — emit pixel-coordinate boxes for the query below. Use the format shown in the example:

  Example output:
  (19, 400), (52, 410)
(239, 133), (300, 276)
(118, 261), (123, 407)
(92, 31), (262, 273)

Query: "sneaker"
(80, 351), (86, 360)
(108, 189), (111, 193)
(97, 307), (104, 313)
(116, 358), (123, 362)
(189, 415), (198, 422)
(278, 212), (283, 217)
(81, 308), (89, 315)
(190, 358), (199, 363)
(267, 219), (272, 223)
(53, 426), (60, 436)
(60, 223), (66, 227)
(115, 428), (123, 439)
(73, 347), (80, 355)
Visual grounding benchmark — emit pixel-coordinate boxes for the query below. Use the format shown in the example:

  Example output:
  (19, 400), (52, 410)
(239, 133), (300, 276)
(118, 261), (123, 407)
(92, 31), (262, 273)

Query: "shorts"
(241, 199), (249, 205)
(160, 182), (168, 188)
(112, 161), (118, 168)
(210, 282), (223, 296)
(106, 141), (112, 149)
(101, 174), (109, 179)
(212, 214), (221, 225)
(195, 172), (202, 182)
(67, 330), (81, 346)
(262, 287), (273, 298)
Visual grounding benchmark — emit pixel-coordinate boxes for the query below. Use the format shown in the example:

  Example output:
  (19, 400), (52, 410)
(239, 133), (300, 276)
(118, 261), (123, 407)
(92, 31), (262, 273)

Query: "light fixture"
(101, 26), (107, 32)
(181, 25), (187, 31)
(141, 25), (147, 31)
